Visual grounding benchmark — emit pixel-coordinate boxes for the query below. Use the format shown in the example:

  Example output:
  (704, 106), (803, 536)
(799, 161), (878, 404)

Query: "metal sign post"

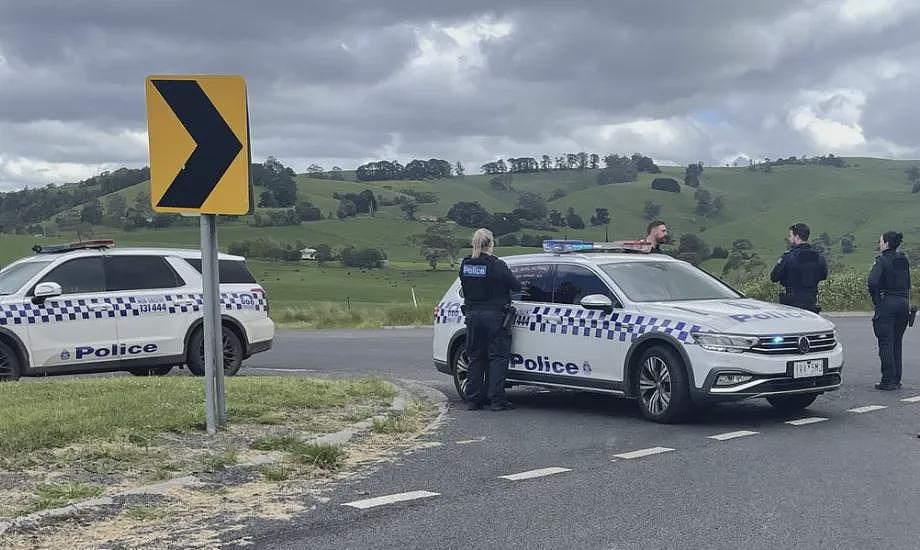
(200, 214), (226, 433)
(146, 74), (251, 435)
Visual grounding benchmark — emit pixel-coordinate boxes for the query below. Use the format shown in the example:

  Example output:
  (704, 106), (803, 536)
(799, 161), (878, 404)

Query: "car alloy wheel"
(639, 356), (672, 417)
(452, 345), (470, 401)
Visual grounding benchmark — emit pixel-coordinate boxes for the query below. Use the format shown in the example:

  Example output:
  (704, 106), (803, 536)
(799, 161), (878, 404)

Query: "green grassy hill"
(2, 157), (919, 316)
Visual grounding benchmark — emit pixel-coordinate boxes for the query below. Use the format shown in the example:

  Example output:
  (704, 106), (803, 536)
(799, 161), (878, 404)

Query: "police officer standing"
(770, 223), (828, 313)
(459, 228), (521, 411)
(868, 231), (912, 391)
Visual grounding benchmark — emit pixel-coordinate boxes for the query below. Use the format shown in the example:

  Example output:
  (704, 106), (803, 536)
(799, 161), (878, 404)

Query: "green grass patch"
(372, 403), (425, 435)
(202, 449), (239, 472)
(250, 434), (344, 470)
(293, 443), (345, 470)
(124, 505), (174, 522)
(258, 465), (293, 482)
(250, 433), (301, 452)
(0, 377), (396, 458)
(22, 482), (104, 514)
(274, 301), (435, 329)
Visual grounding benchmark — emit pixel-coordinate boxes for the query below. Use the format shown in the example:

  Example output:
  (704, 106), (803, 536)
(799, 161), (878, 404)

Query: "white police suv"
(0, 240), (274, 380)
(433, 240), (844, 423)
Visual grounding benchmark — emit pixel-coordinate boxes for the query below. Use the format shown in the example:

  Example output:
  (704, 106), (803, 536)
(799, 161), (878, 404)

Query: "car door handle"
(175, 299), (197, 306)
(543, 315), (563, 324)
(89, 304), (113, 312)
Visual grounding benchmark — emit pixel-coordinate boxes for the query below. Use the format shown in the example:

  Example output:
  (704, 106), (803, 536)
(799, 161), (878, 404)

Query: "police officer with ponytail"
(869, 231), (912, 391)
(459, 228), (521, 411)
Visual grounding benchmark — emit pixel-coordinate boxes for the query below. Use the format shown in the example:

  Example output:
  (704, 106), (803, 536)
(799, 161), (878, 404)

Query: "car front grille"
(749, 332), (836, 355)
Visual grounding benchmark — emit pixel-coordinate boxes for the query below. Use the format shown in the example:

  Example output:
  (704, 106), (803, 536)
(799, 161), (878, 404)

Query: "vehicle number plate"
(793, 359), (824, 378)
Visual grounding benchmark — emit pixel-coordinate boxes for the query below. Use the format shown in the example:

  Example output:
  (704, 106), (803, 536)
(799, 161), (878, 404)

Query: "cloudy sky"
(2, 0), (920, 191)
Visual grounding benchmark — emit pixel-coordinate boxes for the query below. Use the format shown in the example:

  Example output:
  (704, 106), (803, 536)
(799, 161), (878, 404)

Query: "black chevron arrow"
(152, 79), (243, 209)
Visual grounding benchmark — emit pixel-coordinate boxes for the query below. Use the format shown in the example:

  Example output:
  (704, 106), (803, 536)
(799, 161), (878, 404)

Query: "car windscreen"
(0, 261), (52, 295)
(600, 261), (741, 302)
(184, 259), (257, 284)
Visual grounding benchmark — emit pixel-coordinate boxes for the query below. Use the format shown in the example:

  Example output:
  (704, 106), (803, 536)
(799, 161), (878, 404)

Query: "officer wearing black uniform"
(459, 228), (521, 411)
(770, 223), (828, 313)
(868, 231), (912, 391)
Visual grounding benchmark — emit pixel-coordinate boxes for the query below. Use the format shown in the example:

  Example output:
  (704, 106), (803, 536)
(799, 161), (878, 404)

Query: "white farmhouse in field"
(300, 247), (317, 261)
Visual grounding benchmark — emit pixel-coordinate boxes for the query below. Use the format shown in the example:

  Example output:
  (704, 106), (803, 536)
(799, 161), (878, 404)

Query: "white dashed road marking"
(786, 417), (829, 426)
(848, 405), (888, 414)
(901, 396), (920, 403)
(708, 430), (759, 441)
(343, 491), (440, 509)
(456, 438), (486, 445)
(499, 467), (572, 481)
(613, 447), (675, 460)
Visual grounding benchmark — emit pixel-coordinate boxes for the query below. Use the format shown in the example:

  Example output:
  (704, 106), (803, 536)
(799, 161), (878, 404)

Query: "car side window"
(36, 257), (106, 295)
(553, 264), (617, 306)
(510, 264), (555, 303)
(106, 256), (184, 291)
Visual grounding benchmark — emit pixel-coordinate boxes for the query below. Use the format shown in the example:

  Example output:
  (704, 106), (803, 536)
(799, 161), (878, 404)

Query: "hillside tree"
(104, 194), (127, 222)
(514, 192), (548, 220)
(400, 200), (420, 220)
(565, 207), (585, 229)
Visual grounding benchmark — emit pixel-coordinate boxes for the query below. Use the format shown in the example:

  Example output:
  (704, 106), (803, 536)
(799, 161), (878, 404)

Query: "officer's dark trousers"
(873, 311), (909, 385)
(465, 310), (511, 405)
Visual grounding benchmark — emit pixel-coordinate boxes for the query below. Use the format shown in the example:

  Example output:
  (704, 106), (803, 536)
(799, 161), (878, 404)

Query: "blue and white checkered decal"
(434, 301), (464, 325)
(435, 302), (701, 343)
(0, 292), (267, 327)
(520, 305), (701, 343)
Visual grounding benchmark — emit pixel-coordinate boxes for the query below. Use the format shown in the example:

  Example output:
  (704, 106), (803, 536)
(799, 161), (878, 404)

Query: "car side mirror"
(33, 282), (62, 303)
(580, 294), (613, 313)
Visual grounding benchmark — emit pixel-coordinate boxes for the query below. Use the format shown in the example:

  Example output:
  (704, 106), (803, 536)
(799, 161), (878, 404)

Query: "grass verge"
(23, 482), (104, 515)
(0, 377), (397, 460)
(250, 434), (345, 471)
(123, 505), (174, 522)
(372, 402), (425, 435)
(273, 302), (435, 329)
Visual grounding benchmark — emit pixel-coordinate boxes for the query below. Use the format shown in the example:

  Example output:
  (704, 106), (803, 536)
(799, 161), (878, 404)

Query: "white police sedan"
(433, 240), (843, 423)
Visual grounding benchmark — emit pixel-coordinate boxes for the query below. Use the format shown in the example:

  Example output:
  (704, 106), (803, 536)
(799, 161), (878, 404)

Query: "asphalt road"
(241, 316), (920, 550)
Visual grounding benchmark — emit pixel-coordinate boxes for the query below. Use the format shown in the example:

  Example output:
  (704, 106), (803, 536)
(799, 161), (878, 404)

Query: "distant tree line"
(745, 153), (848, 172)
(304, 165), (346, 181)
(0, 167), (149, 233)
(355, 159), (455, 182)
(480, 153), (660, 183)
(228, 237), (386, 268)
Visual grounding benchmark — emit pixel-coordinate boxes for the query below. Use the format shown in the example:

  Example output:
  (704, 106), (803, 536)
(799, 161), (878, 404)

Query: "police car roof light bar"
(33, 239), (116, 254)
(542, 239), (651, 254)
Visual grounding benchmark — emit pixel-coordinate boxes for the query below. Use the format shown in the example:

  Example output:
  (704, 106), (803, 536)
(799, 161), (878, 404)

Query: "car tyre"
(187, 326), (244, 377)
(636, 345), (694, 423)
(0, 341), (22, 382)
(450, 341), (470, 402)
(129, 366), (174, 377)
(766, 393), (819, 412)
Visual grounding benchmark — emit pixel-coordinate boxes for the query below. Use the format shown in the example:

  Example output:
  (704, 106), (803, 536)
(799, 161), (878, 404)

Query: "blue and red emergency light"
(542, 239), (652, 254)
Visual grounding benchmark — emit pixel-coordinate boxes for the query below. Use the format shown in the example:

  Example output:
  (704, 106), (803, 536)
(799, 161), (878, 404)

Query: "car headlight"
(692, 333), (759, 353)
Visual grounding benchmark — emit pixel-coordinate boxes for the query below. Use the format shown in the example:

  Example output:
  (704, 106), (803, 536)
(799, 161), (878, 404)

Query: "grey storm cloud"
(2, 0), (920, 190)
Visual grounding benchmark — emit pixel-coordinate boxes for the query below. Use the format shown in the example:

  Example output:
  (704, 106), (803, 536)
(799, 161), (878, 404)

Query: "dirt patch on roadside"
(0, 398), (440, 549)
